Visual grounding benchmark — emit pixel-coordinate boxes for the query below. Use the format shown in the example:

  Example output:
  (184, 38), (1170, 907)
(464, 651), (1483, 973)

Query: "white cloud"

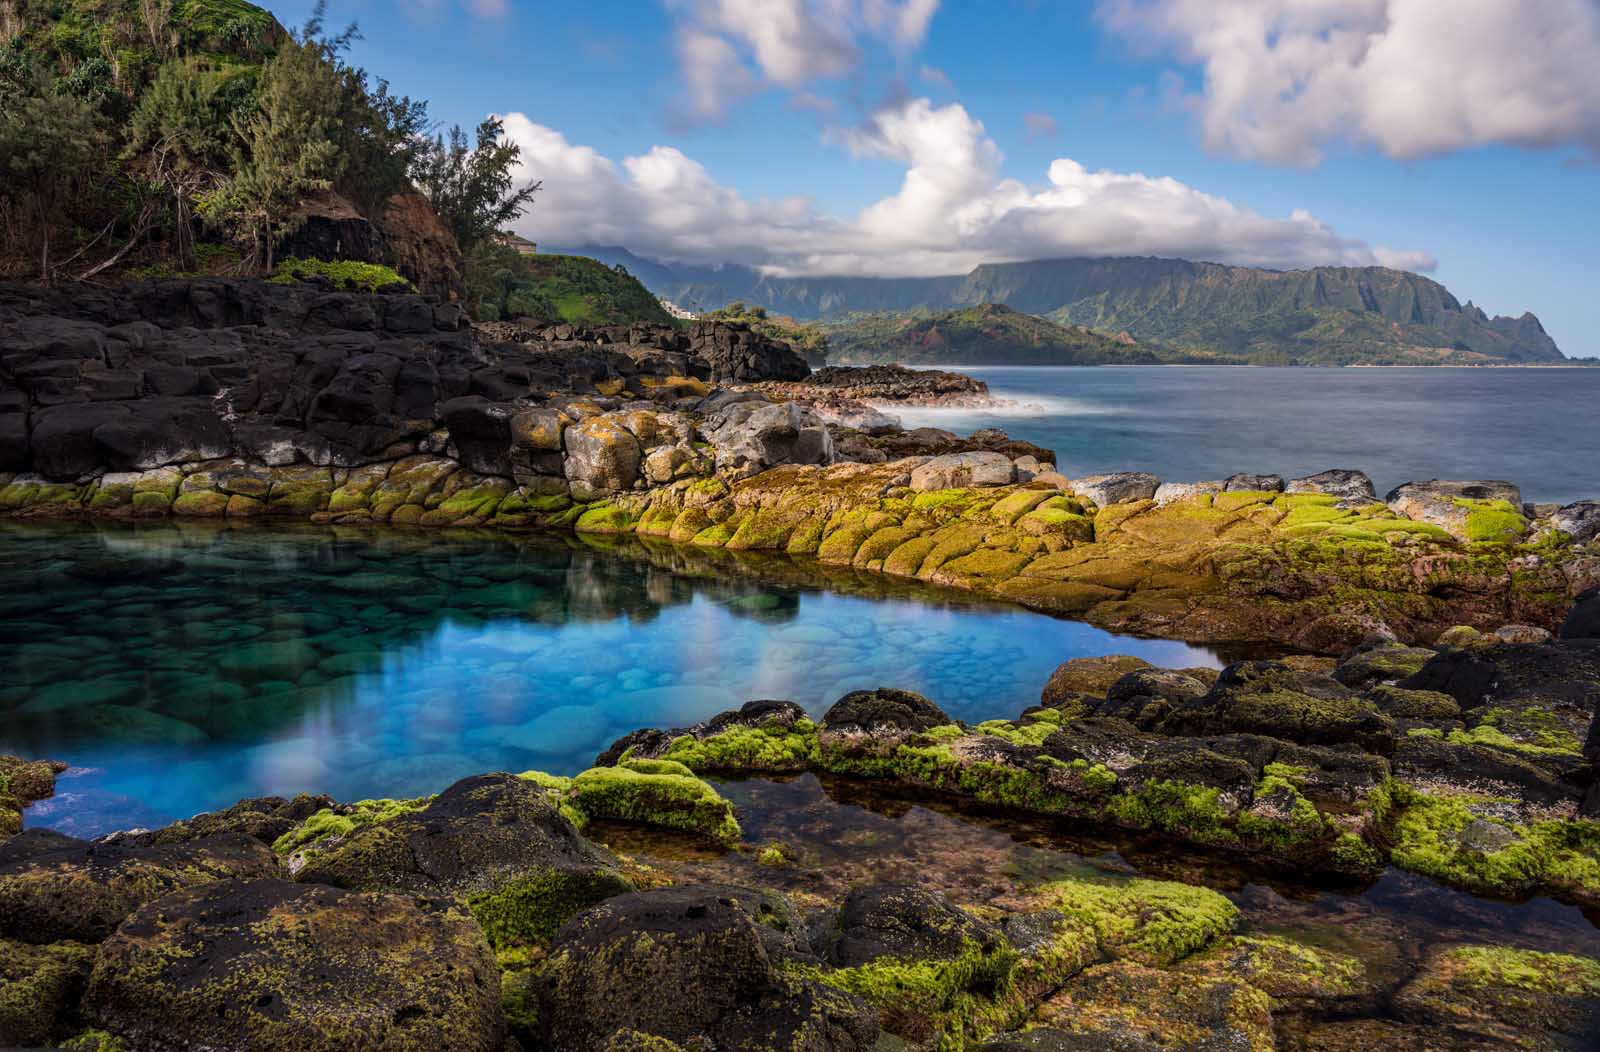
(501, 99), (1434, 277)
(668, 0), (942, 120)
(1096, 0), (1600, 164)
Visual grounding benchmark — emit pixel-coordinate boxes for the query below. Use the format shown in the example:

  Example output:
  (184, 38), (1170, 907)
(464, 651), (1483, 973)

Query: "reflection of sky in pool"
(0, 522), (1218, 837)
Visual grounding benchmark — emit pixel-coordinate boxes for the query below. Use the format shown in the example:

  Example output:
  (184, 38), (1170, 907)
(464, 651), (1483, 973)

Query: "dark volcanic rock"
(1561, 586), (1600, 640)
(84, 878), (506, 1052)
(538, 884), (877, 1052)
(0, 279), (812, 481)
(822, 688), (951, 734)
(1162, 661), (1395, 755)
(0, 937), (95, 1047)
(810, 883), (1003, 968)
(293, 773), (632, 944)
(111, 794), (335, 848)
(0, 832), (277, 943)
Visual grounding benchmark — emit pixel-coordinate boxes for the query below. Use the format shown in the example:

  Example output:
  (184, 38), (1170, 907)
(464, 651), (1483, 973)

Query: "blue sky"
(273, 0), (1599, 356)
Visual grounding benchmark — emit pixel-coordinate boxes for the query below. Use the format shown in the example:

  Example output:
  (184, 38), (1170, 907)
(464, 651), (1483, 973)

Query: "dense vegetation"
(564, 246), (1566, 365)
(824, 303), (1172, 366)
(0, 0), (535, 290)
(702, 301), (829, 364)
(467, 251), (672, 326)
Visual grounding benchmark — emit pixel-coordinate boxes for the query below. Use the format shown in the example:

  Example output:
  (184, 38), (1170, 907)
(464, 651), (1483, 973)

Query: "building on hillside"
(495, 232), (538, 255)
(659, 299), (699, 320)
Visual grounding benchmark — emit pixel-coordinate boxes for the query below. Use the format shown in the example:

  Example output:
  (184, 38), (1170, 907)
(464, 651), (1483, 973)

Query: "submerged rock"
(84, 878), (506, 1052)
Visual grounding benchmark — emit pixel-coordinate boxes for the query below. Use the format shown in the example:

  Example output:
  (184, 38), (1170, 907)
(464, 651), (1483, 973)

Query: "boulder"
(1384, 479), (1526, 542)
(537, 884), (877, 1052)
(1551, 500), (1600, 544)
(1069, 472), (1160, 506)
(1393, 944), (1600, 1040)
(293, 773), (633, 946)
(1041, 655), (1153, 703)
(1223, 473), (1284, 492)
(0, 938), (94, 1047)
(1153, 480), (1222, 505)
(1092, 668), (1210, 730)
(821, 688), (951, 734)
(109, 794), (335, 849)
(1561, 586), (1600, 641)
(0, 833), (277, 943)
(1287, 468), (1377, 502)
(706, 401), (834, 480)
(909, 451), (1015, 491)
(1162, 661), (1395, 755)
(688, 322), (811, 382)
(562, 415), (642, 499)
(1331, 642), (1438, 688)
(84, 878), (506, 1052)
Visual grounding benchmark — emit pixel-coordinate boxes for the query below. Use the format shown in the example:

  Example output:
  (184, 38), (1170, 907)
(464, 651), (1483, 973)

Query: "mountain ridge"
(551, 245), (1563, 365)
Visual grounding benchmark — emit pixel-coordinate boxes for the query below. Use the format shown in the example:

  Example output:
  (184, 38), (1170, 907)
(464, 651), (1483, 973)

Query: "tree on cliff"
(198, 4), (427, 272)
(0, 65), (106, 281)
(411, 116), (541, 254)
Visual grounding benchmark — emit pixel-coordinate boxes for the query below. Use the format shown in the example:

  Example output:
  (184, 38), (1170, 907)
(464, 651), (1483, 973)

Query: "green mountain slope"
(824, 304), (1167, 365)
(557, 247), (1564, 365)
(467, 250), (672, 326)
(960, 259), (1563, 365)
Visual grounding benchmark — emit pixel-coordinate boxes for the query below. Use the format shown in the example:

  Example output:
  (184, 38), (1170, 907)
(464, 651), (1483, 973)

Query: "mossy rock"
(538, 884), (877, 1052)
(84, 879), (505, 1052)
(566, 764), (741, 846)
(0, 938), (95, 1047)
(1177, 933), (1372, 1009)
(1395, 944), (1600, 1041)
(0, 832), (278, 944)
(290, 774), (633, 950)
(1038, 876), (1238, 967)
(1031, 960), (1273, 1052)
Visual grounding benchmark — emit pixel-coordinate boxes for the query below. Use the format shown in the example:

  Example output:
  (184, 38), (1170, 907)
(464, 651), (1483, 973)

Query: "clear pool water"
(0, 522), (1218, 837)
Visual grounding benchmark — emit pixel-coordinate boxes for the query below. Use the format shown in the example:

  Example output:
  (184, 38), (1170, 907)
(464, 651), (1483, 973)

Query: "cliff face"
(561, 247), (1564, 365)
(961, 259), (1565, 364)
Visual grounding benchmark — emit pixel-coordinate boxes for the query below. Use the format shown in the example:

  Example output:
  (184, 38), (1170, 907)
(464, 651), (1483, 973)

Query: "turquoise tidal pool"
(0, 522), (1219, 838)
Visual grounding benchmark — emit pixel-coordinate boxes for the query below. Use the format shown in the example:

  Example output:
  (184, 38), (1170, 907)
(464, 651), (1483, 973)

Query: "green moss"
(1450, 946), (1600, 997)
(618, 757), (697, 777)
(567, 765), (741, 846)
(1235, 767), (1328, 852)
(974, 719), (1058, 747)
(271, 796), (431, 855)
(1103, 779), (1237, 847)
(1453, 498), (1528, 544)
(1388, 786), (1600, 900)
(1452, 707), (1584, 756)
(467, 866), (635, 949)
(59, 1031), (127, 1052)
(268, 257), (413, 292)
(1041, 876), (1239, 966)
(575, 502), (639, 533)
(659, 720), (819, 773)
(785, 935), (1019, 1045)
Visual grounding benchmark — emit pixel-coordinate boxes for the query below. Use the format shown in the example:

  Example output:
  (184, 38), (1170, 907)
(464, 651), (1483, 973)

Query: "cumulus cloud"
(501, 99), (1434, 277)
(668, 0), (942, 120)
(1096, 0), (1600, 164)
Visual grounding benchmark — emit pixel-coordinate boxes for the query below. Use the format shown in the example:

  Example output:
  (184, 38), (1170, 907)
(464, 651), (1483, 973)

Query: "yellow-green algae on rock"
(518, 759), (742, 846)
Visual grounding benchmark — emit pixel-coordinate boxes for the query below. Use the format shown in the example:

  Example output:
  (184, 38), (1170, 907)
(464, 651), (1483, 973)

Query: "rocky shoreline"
(3, 589), (1599, 1050)
(2, 281), (1598, 654)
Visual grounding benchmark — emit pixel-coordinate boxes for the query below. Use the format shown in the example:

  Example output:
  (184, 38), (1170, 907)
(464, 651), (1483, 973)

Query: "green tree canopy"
(411, 116), (540, 253)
